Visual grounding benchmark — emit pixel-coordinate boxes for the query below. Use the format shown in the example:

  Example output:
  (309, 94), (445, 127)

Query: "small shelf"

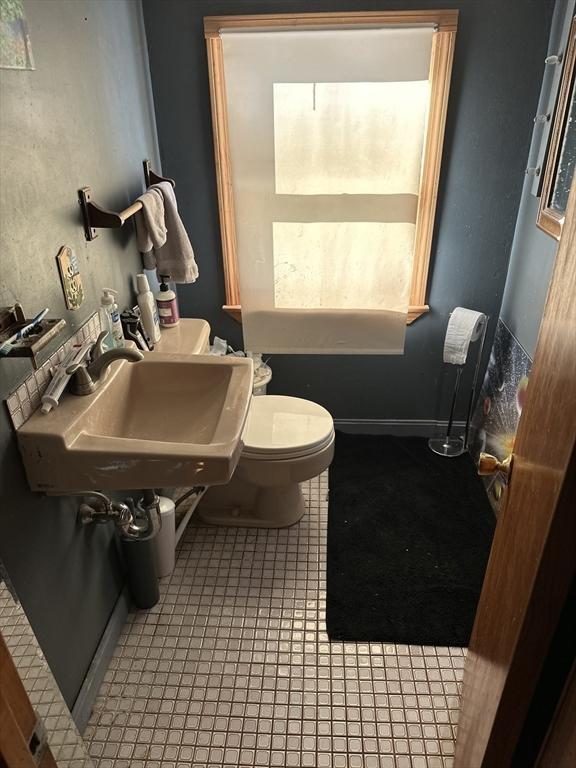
(0, 305), (66, 366)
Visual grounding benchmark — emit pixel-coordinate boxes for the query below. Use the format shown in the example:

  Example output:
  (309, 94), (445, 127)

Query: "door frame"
(455, 179), (576, 765)
(0, 631), (57, 768)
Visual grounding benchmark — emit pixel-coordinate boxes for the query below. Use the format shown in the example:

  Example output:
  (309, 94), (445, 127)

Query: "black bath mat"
(326, 432), (496, 646)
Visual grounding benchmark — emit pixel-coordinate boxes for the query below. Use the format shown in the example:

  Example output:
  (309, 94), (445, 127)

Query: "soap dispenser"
(155, 274), (180, 327)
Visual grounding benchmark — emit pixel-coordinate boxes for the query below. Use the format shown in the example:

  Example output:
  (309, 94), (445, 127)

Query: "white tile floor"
(84, 473), (464, 768)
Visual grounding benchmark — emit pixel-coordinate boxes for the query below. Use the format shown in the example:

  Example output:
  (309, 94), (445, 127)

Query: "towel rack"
(78, 159), (175, 242)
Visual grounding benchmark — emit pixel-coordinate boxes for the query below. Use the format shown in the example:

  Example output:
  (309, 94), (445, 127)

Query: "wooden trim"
(39, 750), (58, 768)
(223, 304), (242, 322)
(537, 206), (565, 240)
(407, 305), (430, 323)
(224, 304), (429, 324)
(410, 29), (456, 310)
(0, 633), (57, 767)
(204, 10), (459, 37)
(537, 660), (576, 767)
(206, 35), (240, 307)
(0, 633), (36, 745)
(0, 696), (37, 768)
(207, 15), (457, 328)
(537, 16), (576, 241)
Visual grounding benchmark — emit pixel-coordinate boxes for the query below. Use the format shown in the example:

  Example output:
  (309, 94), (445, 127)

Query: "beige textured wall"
(0, 0), (159, 707)
(0, 0), (159, 394)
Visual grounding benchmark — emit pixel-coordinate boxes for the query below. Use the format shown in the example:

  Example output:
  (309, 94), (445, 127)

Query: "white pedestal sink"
(17, 353), (253, 493)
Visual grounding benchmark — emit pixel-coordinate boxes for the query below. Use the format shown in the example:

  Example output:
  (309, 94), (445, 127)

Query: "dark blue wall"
(142, 0), (554, 421)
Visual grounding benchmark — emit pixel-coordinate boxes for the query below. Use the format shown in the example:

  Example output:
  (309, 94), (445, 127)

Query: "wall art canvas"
(469, 319), (532, 512)
(0, 0), (34, 70)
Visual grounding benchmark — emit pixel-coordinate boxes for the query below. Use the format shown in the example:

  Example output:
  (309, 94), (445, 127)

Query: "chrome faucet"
(67, 331), (143, 395)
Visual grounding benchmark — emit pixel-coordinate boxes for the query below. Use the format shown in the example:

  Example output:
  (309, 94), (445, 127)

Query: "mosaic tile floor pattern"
(85, 473), (464, 767)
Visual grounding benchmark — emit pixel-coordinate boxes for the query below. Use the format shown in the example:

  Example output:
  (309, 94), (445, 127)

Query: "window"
(205, 11), (457, 350)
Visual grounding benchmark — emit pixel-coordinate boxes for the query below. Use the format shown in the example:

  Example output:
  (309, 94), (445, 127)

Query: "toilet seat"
(241, 395), (334, 461)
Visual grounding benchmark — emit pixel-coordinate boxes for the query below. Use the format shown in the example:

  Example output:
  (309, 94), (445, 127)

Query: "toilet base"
(198, 480), (305, 528)
(198, 432), (334, 529)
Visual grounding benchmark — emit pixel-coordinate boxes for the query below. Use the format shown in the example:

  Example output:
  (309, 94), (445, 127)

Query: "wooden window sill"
(223, 305), (429, 325)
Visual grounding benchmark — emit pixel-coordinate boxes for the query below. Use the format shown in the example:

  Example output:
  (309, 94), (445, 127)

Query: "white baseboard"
(334, 419), (466, 437)
(71, 586), (130, 734)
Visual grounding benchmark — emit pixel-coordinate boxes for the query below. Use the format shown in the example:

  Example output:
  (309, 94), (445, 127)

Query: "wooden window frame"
(537, 15), (576, 241)
(205, 10), (458, 325)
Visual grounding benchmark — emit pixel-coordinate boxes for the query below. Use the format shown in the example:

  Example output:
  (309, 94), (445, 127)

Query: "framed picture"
(537, 16), (576, 240)
(0, 0), (34, 70)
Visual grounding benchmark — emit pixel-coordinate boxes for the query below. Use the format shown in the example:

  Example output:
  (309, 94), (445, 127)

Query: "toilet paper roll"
(443, 307), (486, 365)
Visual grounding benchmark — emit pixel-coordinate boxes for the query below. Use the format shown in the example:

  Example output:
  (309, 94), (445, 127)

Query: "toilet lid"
(242, 395), (334, 459)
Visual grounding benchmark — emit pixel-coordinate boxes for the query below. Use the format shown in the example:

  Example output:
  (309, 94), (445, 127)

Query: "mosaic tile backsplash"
(4, 312), (101, 430)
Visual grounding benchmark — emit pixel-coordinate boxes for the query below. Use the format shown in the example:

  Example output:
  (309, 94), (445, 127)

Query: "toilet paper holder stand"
(428, 314), (490, 458)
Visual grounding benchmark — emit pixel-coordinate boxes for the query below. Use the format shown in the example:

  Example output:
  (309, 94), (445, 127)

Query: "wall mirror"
(537, 15), (576, 240)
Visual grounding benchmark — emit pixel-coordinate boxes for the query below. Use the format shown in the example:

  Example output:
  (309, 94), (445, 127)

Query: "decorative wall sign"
(0, 0), (35, 70)
(56, 246), (84, 310)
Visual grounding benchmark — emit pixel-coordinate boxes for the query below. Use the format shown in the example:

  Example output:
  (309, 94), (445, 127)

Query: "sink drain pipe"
(120, 490), (162, 609)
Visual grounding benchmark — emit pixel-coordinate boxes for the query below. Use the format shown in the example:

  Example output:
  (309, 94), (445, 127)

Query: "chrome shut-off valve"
(78, 491), (133, 530)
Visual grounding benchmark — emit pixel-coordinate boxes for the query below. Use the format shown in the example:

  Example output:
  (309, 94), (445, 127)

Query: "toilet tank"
(154, 319), (210, 355)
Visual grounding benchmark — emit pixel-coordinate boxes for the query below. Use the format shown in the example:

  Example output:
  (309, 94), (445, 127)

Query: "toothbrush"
(40, 340), (92, 413)
(0, 308), (50, 356)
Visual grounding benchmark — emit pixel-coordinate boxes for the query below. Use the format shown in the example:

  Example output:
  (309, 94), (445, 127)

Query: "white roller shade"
(221, 26), (434, 353)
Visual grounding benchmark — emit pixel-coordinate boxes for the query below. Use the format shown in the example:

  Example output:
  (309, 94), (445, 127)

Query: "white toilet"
(156, 319), (335, 528)
(198, 394), (335, 527)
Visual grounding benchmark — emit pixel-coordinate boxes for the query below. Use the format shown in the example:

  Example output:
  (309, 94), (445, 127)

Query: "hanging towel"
(149, 181), (199, 283)
(135, 188), (167, 270)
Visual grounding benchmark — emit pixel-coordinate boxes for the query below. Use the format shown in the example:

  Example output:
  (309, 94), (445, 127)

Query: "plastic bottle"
(152, 496), (176, 577)
(98, 303), (115, 351)
(100, 288), (124, 349)
(248, 352), (272, 395)
(155, 274), (180, 327)
(136, 273), (161, 343)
